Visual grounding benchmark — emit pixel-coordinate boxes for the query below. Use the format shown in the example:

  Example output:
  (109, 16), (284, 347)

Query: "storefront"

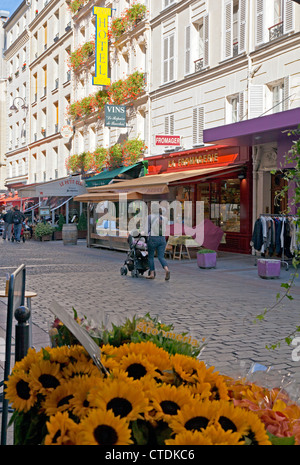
(203, 107), (300, 224)
(75, 145), (252, 254)
(18, 175), (87, 225)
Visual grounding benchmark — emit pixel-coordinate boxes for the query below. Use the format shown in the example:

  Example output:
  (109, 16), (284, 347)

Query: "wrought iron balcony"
(269, 21), (283, 41)
(194, 58), (204, 73)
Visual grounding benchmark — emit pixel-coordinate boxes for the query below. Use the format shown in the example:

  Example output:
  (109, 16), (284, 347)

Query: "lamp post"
(9, 96), (28, 139)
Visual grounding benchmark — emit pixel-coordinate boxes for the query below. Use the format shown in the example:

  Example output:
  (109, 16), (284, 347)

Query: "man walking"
(11, 206), (25, 243)
(2, 207), (13, 241)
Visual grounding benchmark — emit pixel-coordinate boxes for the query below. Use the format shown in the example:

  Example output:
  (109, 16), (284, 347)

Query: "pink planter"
(257, 259), (281, 279)
(197, 252), (217, 269)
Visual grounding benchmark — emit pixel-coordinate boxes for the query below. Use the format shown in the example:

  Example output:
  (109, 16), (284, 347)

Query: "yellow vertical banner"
(93, 7), (111, 86)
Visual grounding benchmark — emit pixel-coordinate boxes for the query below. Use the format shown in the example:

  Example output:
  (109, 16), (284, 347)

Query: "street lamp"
(9, 96), (28, 113)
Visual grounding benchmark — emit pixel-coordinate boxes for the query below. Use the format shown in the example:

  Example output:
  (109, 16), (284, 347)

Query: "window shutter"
(255, 0), (264, 46)
(238, 91), (244, 121)
(239, 0), (246, 53)
(249, 85), (264, 119)
(193, 107), (204, 145)
(224, 0), (232, 59)
(185, 25), (191, 75)
(164, 116), (169, 135)
(169, 35), (175, 81)
(203, 14), (209, 67)
(283, 0), (294, 34)
(163, 37), (169, 83)
(284, 76), (290, 111)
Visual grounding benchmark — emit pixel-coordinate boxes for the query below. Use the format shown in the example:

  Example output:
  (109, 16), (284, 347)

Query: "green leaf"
(267, 432), (295, 445)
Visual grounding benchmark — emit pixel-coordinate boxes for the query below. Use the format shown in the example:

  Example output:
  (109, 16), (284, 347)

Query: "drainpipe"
(252, 144), (262, 224)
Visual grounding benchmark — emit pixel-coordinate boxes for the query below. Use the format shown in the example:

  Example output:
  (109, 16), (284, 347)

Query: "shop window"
(197, 179), (241, 232)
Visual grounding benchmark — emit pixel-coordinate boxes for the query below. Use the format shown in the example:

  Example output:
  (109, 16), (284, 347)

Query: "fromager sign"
(155, 135), (181, 146)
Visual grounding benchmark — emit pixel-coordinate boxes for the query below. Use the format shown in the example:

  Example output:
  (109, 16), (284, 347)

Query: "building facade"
(148, 0), (300, 252)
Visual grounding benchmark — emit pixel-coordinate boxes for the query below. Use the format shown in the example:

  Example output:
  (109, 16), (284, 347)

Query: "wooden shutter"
(203, 14), (209, 67)
(224, 0), (232, 59)
(249, 85), (264, 118)
(193, 107), (204, 145)
(169, 34), (175, 81)
(239, 0), (246, 53)
(255, 0), (264, 46)
(284, 76), (290, 111)
(284, 0), (294, 34)
(163, 37), (169, 83)
(238, 91), (244, 121)
(185, 25), (191, 75)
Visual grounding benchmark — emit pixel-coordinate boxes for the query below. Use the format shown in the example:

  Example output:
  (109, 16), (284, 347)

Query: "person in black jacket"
(2, 207), (13, 241)
(11, 206), (25, 243)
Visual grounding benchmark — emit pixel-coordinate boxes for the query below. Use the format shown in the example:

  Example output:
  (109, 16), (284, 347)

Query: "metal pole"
(14, 306), (31, 362)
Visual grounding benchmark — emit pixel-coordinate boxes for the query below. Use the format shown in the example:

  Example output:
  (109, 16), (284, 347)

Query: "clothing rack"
(253, 214), (299, 271)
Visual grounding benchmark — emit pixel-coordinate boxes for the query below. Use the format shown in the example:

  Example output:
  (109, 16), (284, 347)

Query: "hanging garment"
(251, 218), (263, 251)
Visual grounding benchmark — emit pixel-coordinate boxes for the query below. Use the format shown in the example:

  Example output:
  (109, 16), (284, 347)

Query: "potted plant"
(53, 214), (66, 240)
(77, 212), (87, 239)
(197, 248), (217, 269)
(34, 222), (54, 241)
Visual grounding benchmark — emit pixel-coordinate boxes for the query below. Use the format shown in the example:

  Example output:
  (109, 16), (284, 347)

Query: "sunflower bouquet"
(5, 340), (287, 446)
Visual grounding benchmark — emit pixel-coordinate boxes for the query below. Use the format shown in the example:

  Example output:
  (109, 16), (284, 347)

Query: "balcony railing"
(194, 58), (204, 73)
(269, 21), (283, 41)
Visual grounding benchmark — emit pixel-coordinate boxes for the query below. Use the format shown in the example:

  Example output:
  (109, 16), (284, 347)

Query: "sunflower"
(170, 353), (204, 384)
(29, 359), (62, 395)
(5, 370), (37, 412)
(169, 400), (219, 434)
(43, 380), (76, 417)
(241, 410), (272, 445)
(44, 411), (78, 445)
(62, 359), (101, 380)
(119, 353), (157, 380)
(89, 378), (149, 421)
(12, 347), (42, 374)
(117, 341), (171, 371)
(150, 384), (194, 421)
(207, 376), (229, 401)
(214, 400), (250, 437)
(77, 409), (133, 445)
(200, 424), (245, 445)
(70, 376), (103, 418)
(185, 381), (212, 400)
(165, 430), (213, 445)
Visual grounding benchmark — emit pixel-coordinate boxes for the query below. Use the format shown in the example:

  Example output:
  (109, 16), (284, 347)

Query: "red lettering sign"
(155, 135), (181, 146)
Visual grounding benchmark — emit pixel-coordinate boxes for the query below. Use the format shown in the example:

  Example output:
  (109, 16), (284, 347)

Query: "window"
(163, 0), (176, 8)
(185, 15), (209, 74)
(43, 23), (47, 50)
(192, 106), (204, 146)
(162, 34), (175, 84)
(256, 0), (294, 46)
(226, 93), (244, 123)
(224, 0), (246, 59)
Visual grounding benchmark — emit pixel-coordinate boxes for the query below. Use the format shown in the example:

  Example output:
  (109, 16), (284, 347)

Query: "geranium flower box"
(197, 249), (217, 269)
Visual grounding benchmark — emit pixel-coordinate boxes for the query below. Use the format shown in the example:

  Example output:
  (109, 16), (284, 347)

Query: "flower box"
(197, 249), (217, 269)
(257, 259), (281, 279)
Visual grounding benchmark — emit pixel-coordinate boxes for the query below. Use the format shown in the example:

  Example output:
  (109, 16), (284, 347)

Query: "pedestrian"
(11, 206), (25, 243)
(146, 206), (170, 280)
(2, 207), (13, 241)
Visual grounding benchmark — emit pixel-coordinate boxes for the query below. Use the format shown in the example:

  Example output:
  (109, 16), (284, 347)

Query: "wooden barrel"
(62, 224), (78, 245)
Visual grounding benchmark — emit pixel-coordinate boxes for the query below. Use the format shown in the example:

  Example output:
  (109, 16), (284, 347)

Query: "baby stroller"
(120, 230), (149, 278)
(11, 223), (25, 243)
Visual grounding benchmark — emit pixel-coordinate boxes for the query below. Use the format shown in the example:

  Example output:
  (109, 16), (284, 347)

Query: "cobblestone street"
(1, 237), (300, 386)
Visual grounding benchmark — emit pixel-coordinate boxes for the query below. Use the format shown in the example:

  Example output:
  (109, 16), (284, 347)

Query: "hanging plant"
(109, 3), (147, 42)
(92, 147), (107, 172)
(69, 40), (95, 71)
(122, 137), (147, 166)
(68, 0), (86, 14)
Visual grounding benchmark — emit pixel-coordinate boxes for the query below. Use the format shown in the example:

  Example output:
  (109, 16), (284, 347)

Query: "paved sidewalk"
(1, 238), (300, 443)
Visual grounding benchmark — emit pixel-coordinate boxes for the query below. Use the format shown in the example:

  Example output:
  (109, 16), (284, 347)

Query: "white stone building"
(149, 0), (300, 228)
(0, 10), (9, 191)
(70, 0), (150, 162)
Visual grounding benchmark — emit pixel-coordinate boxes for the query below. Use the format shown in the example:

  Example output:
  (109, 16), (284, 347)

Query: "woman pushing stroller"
(146, 204), (170, 281)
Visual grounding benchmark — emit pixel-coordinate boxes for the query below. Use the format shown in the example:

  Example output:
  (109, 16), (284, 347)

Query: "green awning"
(85, 163), (144, 187)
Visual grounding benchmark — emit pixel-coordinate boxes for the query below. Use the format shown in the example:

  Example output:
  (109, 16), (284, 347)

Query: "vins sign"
(105, 104), (127, 127)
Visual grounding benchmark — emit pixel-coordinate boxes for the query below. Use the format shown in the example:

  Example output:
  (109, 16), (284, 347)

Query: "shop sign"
(168, 153), (219, 169)
(38, 176), (86, 197)
(105, 104), (127, 127)
(39, 206), (50, 217)
(60, 125), (73, 139)
(93, 7), (111, 86)
(155, 135), (181, 146)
